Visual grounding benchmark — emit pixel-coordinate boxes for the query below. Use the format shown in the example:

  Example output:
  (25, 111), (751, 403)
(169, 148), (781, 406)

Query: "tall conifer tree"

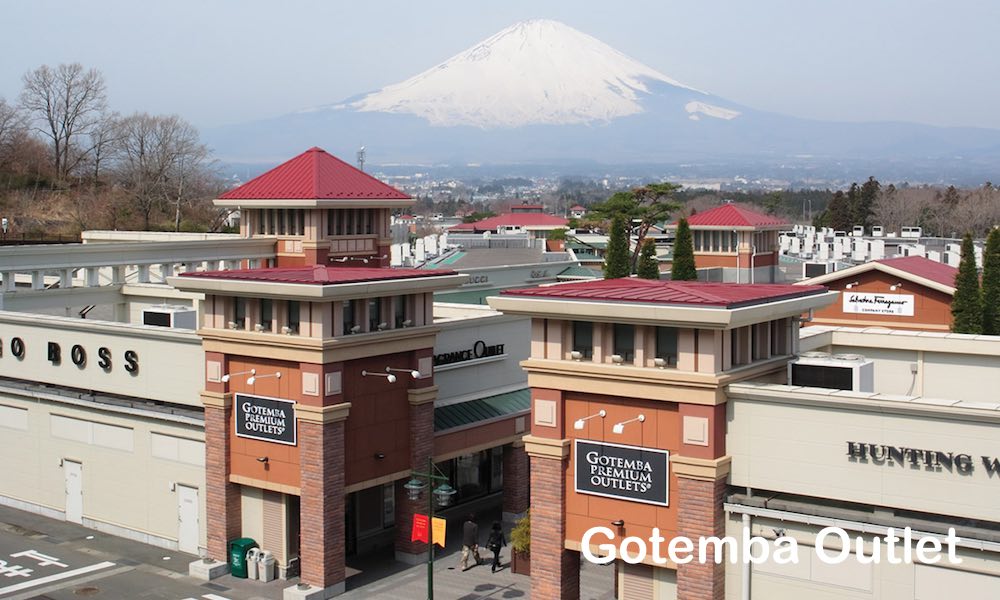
(603, 213), (631, 279)
(671, 218), (697, 281)
(981, 228), (1000, 335)
(637, 238), (660, 279)
(951, 233), (983, 334)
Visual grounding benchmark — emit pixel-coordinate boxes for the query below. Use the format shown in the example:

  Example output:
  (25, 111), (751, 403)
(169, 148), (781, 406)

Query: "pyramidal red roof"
(682, 204), (788, 228)
(502, 279), (827, 308)
(219, 147), (410, 200)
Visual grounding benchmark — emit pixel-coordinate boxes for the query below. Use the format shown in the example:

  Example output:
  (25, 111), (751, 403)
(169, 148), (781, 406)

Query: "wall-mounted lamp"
(890, 282), (904, 291)
(386, 366), (421, 379)
(374, 452), (386, 460)
(611, 354), (624, 365)
(570, 350), (583, 361)
(612, 414), (645, 435)
(221, 369), (254, 383)
(573, 409), (606, 430)
(401, 319), (413, 328)
(256, 456), (269, 464)
(349, 325), (363, 334)
(247, 371), (281, 385)
(653, 357), (668, 368)
(844, 281), (860, 289)
(377, 322), (389, 331)
(362, 370), (397, 383)
(611, 519), (625, 528)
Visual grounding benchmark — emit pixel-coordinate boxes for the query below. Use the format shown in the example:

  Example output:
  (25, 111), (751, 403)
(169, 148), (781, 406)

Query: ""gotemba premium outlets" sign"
(235, 393), (297, 445)
(575, 440), (669, 506)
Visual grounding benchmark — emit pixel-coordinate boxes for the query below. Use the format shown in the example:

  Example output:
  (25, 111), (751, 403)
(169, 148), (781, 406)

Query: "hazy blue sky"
(3, 0), (998, 130)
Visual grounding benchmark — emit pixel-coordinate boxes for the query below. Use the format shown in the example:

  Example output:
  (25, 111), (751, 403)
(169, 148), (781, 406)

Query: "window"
(656, 327), (678, 366)
(287, 301), (300, 334)
(368, 297), (382, 331)
(572, 321), (593, 360)
(612, 324), (634, 362)
(394, 295), (407, 328)
(233, 297), (246, 330)
(277, 210), (286, 235)
(260, 298), (273, 332)
(343, 300), (357, 334)
(255, 209), (265, 235)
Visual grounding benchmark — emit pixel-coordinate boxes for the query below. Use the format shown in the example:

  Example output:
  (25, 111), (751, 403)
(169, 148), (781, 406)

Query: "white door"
(64, 460), (83, 524)
(177, 485), (198, 554)
(177, 485), (199, 554)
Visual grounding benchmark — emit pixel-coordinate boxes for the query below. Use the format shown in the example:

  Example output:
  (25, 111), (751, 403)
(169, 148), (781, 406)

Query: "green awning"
(434, 388), (530, 432)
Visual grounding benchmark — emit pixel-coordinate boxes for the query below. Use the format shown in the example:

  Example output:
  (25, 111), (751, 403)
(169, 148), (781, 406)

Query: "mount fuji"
(207, 19), (1000, 173)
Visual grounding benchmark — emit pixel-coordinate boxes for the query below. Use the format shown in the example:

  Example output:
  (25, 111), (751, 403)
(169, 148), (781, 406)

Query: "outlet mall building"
(1, 148), (999, 600)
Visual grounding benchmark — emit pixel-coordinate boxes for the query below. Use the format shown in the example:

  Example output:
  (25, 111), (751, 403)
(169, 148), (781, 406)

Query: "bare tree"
(114, 113), (211, 230)
(82, 111), (121, 181)
(19, 63), (107, 179)
(0, 97), (26, 168)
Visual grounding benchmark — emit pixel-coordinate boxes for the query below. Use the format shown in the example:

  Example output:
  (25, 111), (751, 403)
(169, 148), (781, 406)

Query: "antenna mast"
(357, 145), (366, 172)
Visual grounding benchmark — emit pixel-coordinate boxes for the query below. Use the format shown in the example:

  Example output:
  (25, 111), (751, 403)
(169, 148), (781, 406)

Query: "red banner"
(411, 513), (429, 543)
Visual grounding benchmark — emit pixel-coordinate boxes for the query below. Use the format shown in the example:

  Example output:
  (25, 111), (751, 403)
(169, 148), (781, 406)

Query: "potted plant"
(510, 512), (530, 575)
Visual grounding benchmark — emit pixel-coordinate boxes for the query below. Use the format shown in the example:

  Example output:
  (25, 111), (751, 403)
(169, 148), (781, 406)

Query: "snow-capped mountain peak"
(333, 19), (713, 129)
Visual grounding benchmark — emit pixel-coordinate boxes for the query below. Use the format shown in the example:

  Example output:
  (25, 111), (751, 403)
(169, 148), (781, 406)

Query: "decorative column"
(202, 391), (241, 563)
(673, 455), (731, 600)
(295, 402), (351, 598)
(502, 440), (529, 526)
(524, 435), (579, 600)
(394, 384), (437, 564)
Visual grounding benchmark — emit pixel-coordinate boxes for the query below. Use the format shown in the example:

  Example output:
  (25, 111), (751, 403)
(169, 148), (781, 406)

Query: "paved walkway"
(0, 505), (614, 600)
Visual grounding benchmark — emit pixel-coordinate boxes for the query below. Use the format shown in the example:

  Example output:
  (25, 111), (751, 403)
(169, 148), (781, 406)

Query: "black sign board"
(235, 393), (296, 446)
(574, 439), (669, 506)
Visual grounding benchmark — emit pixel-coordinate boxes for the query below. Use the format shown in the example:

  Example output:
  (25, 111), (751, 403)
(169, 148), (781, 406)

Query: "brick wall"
(205, 402), (241, 561)
(530, 454), (580, 600)
(395, 399), (434, 556)
(676, 476), (727, 600)
(298, 419), (346, 589)
(502, 443), (529, 517)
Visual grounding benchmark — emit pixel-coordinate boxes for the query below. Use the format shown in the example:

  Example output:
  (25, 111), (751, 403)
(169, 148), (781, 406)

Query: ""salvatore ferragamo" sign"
(843, 292), (915, 316)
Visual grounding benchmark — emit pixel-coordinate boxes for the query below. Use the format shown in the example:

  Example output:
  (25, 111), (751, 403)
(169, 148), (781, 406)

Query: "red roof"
(450, 213), (568, 231)
(681, 204), (788, 228)
(180, 266), (454, 285)
(502, 279), (827, 308)
(570, 205), (586, 211)
(874, 256), (958, 288)
(218, 147), (410, 200)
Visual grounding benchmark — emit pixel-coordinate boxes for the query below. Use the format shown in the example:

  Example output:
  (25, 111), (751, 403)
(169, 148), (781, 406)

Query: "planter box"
(511, 550), (530, 576)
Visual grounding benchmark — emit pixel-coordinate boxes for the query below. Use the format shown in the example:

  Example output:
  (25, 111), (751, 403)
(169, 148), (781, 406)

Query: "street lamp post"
(404, 457), (456, 600)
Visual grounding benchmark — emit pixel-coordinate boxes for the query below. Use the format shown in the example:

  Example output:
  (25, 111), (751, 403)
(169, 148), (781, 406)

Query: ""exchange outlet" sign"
(575, 440), (669, 506)
(235, 393), (297, 445)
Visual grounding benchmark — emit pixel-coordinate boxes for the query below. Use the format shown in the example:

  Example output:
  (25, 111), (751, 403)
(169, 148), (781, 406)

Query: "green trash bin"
(228, 537), (258, 579)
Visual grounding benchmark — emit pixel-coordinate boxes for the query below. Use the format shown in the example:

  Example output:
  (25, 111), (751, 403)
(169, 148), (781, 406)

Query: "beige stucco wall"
(727, 396), (1000, 523)
(0, 311), (203, 407)
(723, 514), (1000, 600)
(0, 390), (207, 552)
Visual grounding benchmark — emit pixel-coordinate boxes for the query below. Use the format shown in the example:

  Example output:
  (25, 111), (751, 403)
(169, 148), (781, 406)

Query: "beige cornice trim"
(200, 326), (439, 364)
(672, 455), (732, 481)
(408, 385), (438, 406)
(301, 240), (331, 250)
(296, 402), (350, 424)
(434, 433), (524, 462)
(201, 391), (232, 409)
(229, 474), (301, 496)
(523, 435), (571, 459)
(345, 469), (411, 494)
(170, 273), (468, 300)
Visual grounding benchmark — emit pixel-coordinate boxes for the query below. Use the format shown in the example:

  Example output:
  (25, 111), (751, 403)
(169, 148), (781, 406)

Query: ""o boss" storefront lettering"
(0, 337), (138, 374)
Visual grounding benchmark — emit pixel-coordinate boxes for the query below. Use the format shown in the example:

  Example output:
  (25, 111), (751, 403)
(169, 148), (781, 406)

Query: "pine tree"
(671, 218), (697, 281)
(825, 191), (852, 231)
(603, 213), (631, 279)
(951, 233), (983, 334)
(981, 228), (1000, 335)
(637, 238), (660, 280)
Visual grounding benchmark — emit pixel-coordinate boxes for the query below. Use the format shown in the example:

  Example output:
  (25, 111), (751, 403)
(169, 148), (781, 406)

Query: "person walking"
(460, 514), (481, 571)
(486, 521), (507, 573)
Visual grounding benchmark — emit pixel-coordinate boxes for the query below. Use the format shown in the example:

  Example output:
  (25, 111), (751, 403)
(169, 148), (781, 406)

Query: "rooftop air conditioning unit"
(788, 352), (874, 392)
(802, 261), (837, 279)
(142, 305), (197, 330)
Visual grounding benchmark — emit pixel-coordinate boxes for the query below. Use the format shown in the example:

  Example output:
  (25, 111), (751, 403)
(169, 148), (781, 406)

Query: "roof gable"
(218, 147), (410, 201)
(798, 255), (958, 294)
(683, 204), (788, 228)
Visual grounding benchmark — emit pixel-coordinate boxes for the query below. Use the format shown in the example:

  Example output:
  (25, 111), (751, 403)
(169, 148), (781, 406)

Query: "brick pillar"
(395, 385), (437, 563)
(203, 392), (240, 563)
(502, 440), (529, 526)
(525, 435), (579, 600)
(297, 404), (350, 596)
(673, 456), (731, 600)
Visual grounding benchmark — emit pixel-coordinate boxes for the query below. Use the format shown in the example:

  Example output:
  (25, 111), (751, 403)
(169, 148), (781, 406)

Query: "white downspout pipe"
(742, 512), (752, 600)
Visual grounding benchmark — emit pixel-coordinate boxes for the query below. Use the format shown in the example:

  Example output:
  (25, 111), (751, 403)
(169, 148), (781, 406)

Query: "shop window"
(287, 301), (300, 334)
(490, 447), (503, 491)
(572, 321), (593, 360)
(368, 297), (383, 331)
(613, 324), (634, 362)
(382, 483), (395, 527)
(259, 298), (272, 332)
(656, 327), (678, 366)
(233, 297), (247, 330)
